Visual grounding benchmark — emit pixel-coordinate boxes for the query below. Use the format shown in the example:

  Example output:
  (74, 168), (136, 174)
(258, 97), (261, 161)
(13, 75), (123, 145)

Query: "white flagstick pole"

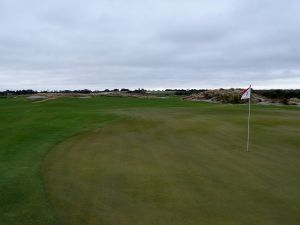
(246, 86), (251, 152)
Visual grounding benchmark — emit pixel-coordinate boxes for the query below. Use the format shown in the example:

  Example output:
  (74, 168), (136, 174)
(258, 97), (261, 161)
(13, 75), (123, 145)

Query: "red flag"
(241, 85), (251, 100)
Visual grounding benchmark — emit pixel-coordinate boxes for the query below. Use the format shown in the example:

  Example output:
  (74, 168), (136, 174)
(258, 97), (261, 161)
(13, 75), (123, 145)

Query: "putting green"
(43, 107), (300, 225)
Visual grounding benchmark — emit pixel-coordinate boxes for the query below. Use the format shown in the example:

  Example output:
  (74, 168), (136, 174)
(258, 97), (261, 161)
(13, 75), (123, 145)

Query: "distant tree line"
(0, 89), (37, 96)
(0, 88), (147, 96)
(254, 89), (300, 99)
(50, 89), (92, 94)
(1, 88), (299, 100)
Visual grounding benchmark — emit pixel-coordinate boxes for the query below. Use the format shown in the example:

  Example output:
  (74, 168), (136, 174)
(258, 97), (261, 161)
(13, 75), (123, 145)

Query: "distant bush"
(174, 89), (206, 96)
(128, 89), (146, 94)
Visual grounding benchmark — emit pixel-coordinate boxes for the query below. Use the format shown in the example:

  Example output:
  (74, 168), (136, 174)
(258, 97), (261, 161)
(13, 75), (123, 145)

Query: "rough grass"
(0, 96), (299, 225)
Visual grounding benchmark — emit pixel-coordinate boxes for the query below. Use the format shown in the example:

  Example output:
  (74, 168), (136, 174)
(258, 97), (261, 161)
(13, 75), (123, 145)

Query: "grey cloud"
(0, 0), (299, 90)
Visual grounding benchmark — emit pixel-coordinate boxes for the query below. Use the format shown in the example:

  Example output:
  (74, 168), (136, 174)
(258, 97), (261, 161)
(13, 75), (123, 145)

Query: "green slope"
(0, 96), (299, 225)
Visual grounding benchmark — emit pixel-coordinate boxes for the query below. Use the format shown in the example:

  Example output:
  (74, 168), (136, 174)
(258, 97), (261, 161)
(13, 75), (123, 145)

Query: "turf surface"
(0, 96), (300, 225)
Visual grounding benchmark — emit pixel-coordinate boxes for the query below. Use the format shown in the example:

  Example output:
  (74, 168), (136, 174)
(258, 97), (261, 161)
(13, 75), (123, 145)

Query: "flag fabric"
(241, 85), (251, 100)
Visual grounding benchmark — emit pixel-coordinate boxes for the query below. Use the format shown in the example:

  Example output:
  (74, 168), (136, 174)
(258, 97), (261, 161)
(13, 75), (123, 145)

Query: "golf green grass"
(1, 96), (300, 225)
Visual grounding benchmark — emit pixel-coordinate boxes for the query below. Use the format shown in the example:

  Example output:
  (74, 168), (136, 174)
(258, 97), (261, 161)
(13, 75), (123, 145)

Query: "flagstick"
(246, 94), (251, 152)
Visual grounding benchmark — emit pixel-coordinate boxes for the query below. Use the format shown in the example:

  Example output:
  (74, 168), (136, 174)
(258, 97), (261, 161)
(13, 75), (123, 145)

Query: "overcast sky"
(0, 0), (299, 90)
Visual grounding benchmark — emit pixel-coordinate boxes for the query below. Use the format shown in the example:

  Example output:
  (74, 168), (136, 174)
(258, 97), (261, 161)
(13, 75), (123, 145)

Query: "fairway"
(1, 97), (300, 225)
